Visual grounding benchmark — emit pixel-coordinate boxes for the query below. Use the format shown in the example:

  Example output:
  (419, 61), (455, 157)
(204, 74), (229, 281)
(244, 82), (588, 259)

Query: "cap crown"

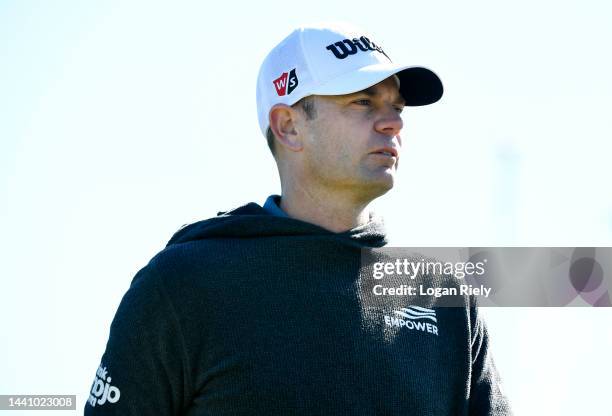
(256, 23), (393, 136)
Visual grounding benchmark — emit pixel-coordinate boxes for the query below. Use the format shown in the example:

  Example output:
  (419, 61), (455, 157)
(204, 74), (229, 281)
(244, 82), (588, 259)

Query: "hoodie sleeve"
(84, 264), (192, 415)
(468, 306), (513, 416)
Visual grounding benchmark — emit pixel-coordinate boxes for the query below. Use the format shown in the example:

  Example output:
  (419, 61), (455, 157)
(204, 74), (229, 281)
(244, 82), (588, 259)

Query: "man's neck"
(279, 184), (372, 233)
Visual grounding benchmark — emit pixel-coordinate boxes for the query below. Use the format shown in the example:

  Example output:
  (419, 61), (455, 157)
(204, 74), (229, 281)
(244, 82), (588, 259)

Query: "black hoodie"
(85, 203), (511, 415)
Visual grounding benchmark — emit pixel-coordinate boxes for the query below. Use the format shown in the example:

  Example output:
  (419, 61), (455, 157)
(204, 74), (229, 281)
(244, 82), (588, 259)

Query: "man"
(86, 23), (511, 415)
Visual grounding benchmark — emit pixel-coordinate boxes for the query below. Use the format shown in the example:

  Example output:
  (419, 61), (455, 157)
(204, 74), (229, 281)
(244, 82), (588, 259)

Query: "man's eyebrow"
(353, 86), (406, 106)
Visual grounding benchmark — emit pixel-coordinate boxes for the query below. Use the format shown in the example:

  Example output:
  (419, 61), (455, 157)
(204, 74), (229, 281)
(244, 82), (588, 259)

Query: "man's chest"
(179, 277), (471, 415)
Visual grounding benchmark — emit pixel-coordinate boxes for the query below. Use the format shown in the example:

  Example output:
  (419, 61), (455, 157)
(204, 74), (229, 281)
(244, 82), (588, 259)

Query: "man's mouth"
(371, 147), (398, 158)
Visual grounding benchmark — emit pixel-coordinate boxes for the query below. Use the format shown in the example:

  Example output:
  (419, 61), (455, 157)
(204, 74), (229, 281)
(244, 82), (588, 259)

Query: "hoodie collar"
(166, 202), (387, 248)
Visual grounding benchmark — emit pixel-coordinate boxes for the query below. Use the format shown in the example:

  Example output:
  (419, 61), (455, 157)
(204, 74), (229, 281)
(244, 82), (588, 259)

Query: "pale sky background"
(1, 1), (611, 415)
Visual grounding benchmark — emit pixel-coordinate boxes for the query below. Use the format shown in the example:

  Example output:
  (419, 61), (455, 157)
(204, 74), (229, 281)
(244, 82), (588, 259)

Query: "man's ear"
(269, 104), (303, 152)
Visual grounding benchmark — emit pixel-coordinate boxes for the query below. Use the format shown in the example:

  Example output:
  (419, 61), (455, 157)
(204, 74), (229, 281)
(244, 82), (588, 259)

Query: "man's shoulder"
(165, 202), (267, 246)
(147, 233), (234, 279)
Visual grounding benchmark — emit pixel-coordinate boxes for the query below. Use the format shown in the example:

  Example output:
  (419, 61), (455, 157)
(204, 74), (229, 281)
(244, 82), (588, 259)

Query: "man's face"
(298, 76), (405, 201)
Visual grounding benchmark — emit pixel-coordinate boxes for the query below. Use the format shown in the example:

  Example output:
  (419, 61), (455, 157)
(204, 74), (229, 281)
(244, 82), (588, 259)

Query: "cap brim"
(310, 63), (443, 106)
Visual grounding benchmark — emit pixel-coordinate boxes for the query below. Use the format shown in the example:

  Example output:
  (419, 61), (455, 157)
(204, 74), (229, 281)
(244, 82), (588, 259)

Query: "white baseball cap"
(256, 22), (443, 136)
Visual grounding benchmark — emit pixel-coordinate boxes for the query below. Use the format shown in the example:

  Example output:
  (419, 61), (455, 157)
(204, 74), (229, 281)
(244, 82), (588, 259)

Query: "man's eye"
(353, 99), (371, 106)
(394, 106), (404, 114)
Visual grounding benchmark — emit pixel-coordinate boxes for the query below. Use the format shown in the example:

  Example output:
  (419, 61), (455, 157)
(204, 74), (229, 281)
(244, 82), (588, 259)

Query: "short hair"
(266, 96), (317, 155)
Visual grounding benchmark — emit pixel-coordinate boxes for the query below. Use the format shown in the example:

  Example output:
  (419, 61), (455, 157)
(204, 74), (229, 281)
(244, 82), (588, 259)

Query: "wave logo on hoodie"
(87, 364), (121, 407)
(384, 306), (439, 336)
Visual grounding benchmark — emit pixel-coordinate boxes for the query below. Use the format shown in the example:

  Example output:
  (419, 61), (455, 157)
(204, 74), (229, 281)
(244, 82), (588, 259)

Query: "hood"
(166, 202), (387, 248)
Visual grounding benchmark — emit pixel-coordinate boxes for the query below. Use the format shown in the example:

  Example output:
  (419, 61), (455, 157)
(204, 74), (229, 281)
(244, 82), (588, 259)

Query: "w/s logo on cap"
(273, 68), (298, 96)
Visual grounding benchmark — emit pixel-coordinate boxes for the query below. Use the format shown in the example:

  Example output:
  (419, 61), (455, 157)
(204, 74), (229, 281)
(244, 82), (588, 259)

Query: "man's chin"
(373, 168), (396, 188)
(357, 173), (395, 201)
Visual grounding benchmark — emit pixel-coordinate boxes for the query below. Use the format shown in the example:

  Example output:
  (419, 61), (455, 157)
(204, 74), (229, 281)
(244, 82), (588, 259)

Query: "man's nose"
(373, 105), (403, 137)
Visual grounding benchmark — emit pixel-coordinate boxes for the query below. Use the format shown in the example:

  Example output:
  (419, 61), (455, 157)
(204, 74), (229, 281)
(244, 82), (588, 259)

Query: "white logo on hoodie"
(384, 306), (439, 336)
(87, 364), (121, 407)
